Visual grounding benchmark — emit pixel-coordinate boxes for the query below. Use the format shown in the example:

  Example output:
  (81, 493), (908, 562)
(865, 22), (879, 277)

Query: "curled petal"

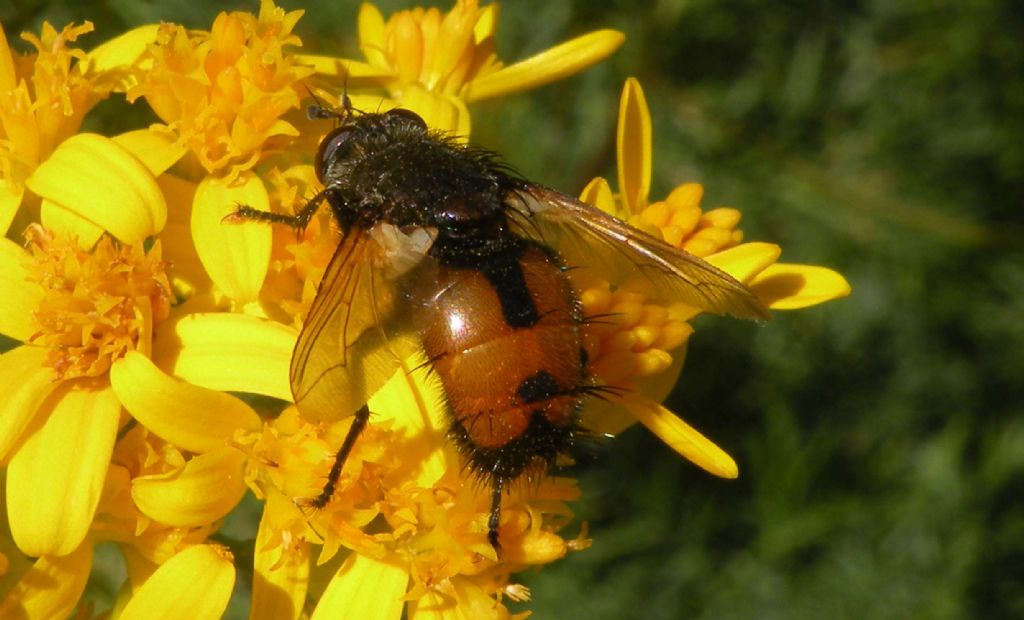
(26, 134), (167, 243)
(311, 553), (407, 620)
(119, 544), (235, 620)
(622, 395), (738, 479)
(131, 447), (247, 527)
(110, 351), (261, 453)
(0, 346), (56, 463)
(191, 173), (271, 303)
(466, 30), (625, 102)
(0, 238), (43, 342)
(152, 312), (294, 401)
(750, 263), (852, 309)
(617, 77), (652, 214)
(0, 539), (92, 619)
(7, 379), (121, 556)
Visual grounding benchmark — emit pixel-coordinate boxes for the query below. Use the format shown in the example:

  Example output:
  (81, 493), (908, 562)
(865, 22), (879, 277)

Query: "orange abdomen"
(410, 243), (585, 455)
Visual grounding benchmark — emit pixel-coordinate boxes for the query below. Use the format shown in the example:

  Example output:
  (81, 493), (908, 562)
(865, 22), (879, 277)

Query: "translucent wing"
(291, 227), (421, 422)
(508, 185), (770, 320)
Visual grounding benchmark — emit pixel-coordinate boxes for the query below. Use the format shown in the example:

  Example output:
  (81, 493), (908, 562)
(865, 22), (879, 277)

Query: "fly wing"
(290, 226), (422, 422)
(508, 185), (770, 321)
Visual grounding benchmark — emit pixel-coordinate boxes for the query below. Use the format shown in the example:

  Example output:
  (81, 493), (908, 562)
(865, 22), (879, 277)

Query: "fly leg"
(226, 185), (335, 232)
(488, 476), (506, 555)
(307, 404), (371, 509)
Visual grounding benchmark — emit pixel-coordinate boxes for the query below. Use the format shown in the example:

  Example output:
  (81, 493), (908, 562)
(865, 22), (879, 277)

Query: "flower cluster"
(0, 2), (848, 619)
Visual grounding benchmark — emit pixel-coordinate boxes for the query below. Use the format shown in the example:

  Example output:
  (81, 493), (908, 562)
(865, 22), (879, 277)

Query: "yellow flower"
(1, 4), (851, 617)
(575, 77), (852, 477)
(120, 0), (318, 309)
(0, 226), (168, 557)
(0, 20), (158, 237)
(127, 0), (309, 179)
(241, 359), (585, 620)
(298, 0), (624, 135)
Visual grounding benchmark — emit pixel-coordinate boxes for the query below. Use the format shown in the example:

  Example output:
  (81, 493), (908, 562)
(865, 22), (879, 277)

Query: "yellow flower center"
(25, 225), (173, 379)
(246, 408), (583, 609)
(127, 1), (309, 177)
(629, 183), (744, 257)
(0, 21), (100, 180)
(384, 470), (579, 607)
(242, 408), (398, 561)
(575, 274), (695, 388)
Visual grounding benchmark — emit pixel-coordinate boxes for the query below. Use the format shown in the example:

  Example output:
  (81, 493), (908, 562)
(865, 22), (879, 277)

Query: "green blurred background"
(4, 0), (1022, 618)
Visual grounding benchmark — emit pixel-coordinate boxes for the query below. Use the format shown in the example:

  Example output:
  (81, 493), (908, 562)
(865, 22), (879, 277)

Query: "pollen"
(126, 1), (309, 177)
(578, 276), (695, 388)
(382, 470), (579, 608)
(24, 225), (172, 380)
(630, 183), (744, 258)
(241, 408), (397, 559)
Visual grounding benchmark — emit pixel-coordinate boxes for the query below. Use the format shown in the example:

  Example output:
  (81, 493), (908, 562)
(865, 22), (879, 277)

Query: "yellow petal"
(113, 128), (188, 177)
(251, 506), (309, 620)
(400, 84), (471, 137)
(7, 379), (121, 556)
(152, 312), (294, 401)
(131, 447), (247, 527)
(358, 2), (388, 69)
(750, 263), (852, 309)
(370, 356), (449, 487)
(311, 553), (407, 620)
(0, 347), (57, 463)
(110, 352), (261, 453)
(0, 539), (92, 619)
(0, 238), (43, 342)
(119, 544), (235, 620)
(623, 395), (738, 479)
(705, 242), (782, 284)
(0, 24), (15, 92)
(474, 3), (499, 40)
(410, 581), (497, 620)
(617, 77), (652, 214)
(191, 173), (271, 303)
(82, 24), (160, 89)
(158, 174), (211, 297)
(579, 177), (622, 218)
(295, 55), (395, 81)
(465, 29), (625, 102)
(26, 134), (167, 243)
(39, 198), (105, 247)
(0, 178), (23, 236)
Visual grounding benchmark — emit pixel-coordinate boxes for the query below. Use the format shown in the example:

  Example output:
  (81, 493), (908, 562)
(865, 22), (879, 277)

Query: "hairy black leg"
(307, 404), (371, 509)
(227, 186), (333, 231)
(488, 477), (506, 554)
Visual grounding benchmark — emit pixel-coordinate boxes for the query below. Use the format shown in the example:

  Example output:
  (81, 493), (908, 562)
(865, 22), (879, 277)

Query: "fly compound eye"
(315, 126), (357, 183)
(384, 108), (428, 132)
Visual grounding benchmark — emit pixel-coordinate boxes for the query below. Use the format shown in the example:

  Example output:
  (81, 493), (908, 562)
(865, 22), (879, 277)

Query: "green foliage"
(6, 0), (1020, 617)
